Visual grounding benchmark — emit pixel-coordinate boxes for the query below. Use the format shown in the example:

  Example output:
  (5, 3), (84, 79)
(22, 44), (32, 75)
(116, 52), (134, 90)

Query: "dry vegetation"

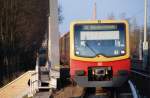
(0, 0), (49, 87)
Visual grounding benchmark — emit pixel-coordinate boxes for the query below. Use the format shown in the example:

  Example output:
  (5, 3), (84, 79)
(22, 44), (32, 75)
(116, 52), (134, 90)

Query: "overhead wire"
(127, 9), (144, 20)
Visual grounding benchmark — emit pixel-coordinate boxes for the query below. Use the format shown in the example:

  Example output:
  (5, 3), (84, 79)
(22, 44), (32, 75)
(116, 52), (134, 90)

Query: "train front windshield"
(74, 23), (126, 57)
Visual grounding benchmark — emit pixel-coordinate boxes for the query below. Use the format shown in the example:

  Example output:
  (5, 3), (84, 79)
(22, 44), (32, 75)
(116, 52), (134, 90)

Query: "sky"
(58, 0), (150, 34)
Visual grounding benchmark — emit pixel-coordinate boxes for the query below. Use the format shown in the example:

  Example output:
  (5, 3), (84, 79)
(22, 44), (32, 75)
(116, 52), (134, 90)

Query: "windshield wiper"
(84, 42), (98, 56)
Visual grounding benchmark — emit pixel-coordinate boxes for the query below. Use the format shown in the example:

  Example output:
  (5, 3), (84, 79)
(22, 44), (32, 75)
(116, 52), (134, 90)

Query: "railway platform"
(0, 71), (34, 98)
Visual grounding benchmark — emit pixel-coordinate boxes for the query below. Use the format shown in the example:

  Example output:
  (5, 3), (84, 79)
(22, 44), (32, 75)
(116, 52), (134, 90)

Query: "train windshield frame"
(74, 23), (126, 58)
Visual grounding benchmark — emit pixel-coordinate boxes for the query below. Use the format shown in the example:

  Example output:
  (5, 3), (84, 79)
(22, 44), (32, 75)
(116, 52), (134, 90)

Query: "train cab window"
(74, 23), (126, 57)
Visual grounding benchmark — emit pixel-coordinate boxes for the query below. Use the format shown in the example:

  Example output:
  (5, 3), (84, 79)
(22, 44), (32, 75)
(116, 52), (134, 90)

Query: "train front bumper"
(74, 76), (128, 87)
(74, 71), (129, 87)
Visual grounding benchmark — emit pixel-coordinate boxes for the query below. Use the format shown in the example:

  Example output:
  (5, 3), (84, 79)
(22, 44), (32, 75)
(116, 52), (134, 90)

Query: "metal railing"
(28, 71), (39, 97)
(28, 57), (39, 97)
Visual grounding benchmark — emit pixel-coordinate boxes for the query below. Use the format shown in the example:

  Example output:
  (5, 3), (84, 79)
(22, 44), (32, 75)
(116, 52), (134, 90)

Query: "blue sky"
(58, 0), (150, 33)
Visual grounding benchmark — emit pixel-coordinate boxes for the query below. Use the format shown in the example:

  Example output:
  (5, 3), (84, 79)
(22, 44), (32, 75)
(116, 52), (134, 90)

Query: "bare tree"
(0, 0), (51, 86)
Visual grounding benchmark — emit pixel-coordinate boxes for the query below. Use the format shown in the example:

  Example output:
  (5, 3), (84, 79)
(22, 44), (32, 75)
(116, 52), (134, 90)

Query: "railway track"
(83, 80), (138, 98)
(82, 83), (133, 98)
(34, 69), (144, 98)
(51, 80), (137, 98)
(131, 69), (150, 98)
(131, 69), (150, 78)
(35, 68), (145, 98)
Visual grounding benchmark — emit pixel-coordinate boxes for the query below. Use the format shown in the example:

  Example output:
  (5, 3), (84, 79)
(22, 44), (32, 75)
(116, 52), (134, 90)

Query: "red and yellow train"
(60, 20), (130, 87)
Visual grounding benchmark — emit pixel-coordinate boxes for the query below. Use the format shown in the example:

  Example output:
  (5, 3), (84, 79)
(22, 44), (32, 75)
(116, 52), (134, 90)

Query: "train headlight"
(75, 70), (85, 76)
(121, 50), (125, 54)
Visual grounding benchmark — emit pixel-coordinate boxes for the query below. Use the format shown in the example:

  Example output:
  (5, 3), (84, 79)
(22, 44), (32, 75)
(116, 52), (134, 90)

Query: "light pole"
(92, 1), (97, 20)
(142, 0), (148, 69)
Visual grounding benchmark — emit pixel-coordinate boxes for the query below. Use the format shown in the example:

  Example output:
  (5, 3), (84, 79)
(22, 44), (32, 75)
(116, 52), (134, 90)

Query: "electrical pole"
(142, 0), (148, 69)
(48, 0), (60, 88)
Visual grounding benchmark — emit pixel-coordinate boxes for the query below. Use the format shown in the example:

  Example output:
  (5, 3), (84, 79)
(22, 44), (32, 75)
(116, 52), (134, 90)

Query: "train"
(60, 20), (130, 87)
(60, 33), (70, 66)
